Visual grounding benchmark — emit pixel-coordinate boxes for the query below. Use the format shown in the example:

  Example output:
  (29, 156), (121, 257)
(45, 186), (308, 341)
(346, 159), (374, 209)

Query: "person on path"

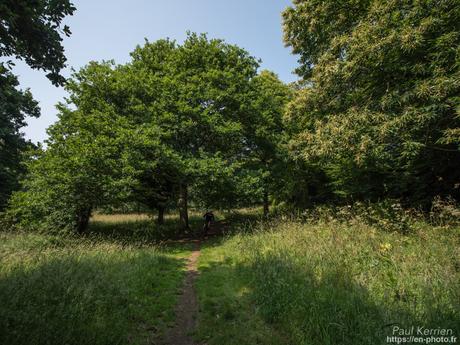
(202, 210), (215, 236)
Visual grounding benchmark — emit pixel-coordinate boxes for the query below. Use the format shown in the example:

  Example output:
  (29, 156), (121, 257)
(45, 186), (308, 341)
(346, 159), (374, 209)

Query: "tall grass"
(0, 215), (192, 345)
(196, 217), (460, 345)
(195, 236), (289, 345)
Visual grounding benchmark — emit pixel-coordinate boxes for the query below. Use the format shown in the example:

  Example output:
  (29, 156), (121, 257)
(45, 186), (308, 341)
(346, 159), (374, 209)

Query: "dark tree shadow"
(0, 251), (188, 345)
(87, 214), (206, 246)
(195, 249), (459, 345)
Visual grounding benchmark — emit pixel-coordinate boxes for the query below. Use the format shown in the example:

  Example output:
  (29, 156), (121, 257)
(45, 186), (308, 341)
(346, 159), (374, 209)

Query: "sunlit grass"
(195, 236), (288, 344)
(91, 209), (220, 224)
(89, 210), (227, 241)
(195, 217), (460, 345)
(91, 212), (153, 223)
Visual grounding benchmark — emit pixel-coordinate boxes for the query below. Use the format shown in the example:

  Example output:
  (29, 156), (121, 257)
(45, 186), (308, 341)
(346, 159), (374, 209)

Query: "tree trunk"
(76, 207), (92, 234)
(178, 183), (189, 230)
(157, 205), (165, 225)
(263, 187), (269, 218)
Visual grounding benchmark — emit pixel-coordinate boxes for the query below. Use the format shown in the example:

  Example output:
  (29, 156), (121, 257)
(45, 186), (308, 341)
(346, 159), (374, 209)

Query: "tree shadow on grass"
(0, 250), (188, 345)
(195, 252), (459, 345)
(87, 215), (206, 246)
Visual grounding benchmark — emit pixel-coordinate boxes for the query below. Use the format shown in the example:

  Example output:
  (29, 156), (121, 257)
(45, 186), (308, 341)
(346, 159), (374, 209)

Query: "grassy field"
(195, 218), (460, 345)
(0, 214), (193, 345)
(1, 210), (459, 345)
(89, 210), (221, 240)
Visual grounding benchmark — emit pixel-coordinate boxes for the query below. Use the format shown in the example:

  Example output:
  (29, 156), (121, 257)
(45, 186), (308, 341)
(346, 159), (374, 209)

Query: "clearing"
(1, 211), (458, 345)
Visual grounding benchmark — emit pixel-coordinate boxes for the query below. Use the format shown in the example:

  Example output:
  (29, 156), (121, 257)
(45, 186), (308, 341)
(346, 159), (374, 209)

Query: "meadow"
(1, 209), (459, 345)
(0, 214), (194, 345)
(195, 213), (460, 345)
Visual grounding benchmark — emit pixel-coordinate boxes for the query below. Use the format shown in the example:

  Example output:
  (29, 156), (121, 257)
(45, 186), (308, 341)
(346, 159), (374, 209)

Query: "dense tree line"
(2, 0), (459, 233)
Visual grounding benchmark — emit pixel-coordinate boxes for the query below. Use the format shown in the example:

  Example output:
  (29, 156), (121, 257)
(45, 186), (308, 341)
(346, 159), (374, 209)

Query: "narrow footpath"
(161, 240), (201, 345)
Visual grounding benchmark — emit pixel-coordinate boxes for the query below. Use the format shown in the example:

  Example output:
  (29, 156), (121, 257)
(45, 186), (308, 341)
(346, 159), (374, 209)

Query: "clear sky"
(13, 0), (299, 143)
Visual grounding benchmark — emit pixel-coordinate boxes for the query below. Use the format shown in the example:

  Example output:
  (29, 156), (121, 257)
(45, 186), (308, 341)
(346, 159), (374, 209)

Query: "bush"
(295, 201), (420, 234)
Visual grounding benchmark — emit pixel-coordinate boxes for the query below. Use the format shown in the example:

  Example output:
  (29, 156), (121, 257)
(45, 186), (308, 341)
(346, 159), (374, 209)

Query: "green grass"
(0, 215), (193, 345)
(89, 210), (223, 241)
(195, 218), (460, 345)
(2, 210), (459, 345)
(195, 237), (288, 344)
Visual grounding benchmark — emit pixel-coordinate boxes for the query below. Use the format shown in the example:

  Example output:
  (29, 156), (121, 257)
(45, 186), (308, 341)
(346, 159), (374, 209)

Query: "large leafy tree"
(283, 0), (460, 206)
(0, 66), (39, 210)
(128, 33), (259, 228)
(0, 0), (75, 211)
(0, 0), (76, 85)
(244, 70), (293, 216)
(8, 34), (261, 233)
(7, 63), (157, 233)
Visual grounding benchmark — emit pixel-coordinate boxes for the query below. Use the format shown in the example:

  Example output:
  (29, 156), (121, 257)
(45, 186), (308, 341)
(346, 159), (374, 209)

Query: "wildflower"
(379, 242), (392, 253)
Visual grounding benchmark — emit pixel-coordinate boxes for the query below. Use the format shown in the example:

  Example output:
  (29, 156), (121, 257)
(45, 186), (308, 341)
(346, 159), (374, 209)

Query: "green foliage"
(8, 33), (278, 233)
(0, 0), (76, 85)
(0, 66), (39, 210)
(7, 89), (143, 232)
(243, 70), (293, 214)
(128, 33), (260, 216)
(0, 0), (75, 210)
(302, 201), (419, 234)
(283, 0), (460, 207)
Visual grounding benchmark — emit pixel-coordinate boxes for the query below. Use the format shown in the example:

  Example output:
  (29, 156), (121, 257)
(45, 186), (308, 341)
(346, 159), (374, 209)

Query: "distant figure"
(202, 210), (215, 236)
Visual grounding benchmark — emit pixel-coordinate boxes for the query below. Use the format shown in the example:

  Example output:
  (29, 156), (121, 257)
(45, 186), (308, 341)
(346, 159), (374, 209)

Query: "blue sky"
(14, 0), (299, 143)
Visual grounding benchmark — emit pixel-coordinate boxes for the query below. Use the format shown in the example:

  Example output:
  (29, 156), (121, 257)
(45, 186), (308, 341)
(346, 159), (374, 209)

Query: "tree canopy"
(283, 0), (460, 207)
(0, 0), (76, 85)
(0, 0), (75, 211)
(8, 34), (292, 233)
(0, 66), (39, 210)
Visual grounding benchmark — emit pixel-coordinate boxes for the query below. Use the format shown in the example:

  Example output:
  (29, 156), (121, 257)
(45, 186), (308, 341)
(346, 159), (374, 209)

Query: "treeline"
(6, 33), (293, 232)
(282, 0), (460, 209)
(2, 0), (460, 233)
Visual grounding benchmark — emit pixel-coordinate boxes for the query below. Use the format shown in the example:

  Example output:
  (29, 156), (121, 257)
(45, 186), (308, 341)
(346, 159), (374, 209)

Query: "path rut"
(161, 240), (201, 345)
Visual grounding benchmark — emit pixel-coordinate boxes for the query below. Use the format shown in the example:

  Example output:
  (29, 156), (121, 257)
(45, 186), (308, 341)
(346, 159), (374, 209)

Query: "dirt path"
(159, 221), (230, 345)
(161, 240), (201, 345)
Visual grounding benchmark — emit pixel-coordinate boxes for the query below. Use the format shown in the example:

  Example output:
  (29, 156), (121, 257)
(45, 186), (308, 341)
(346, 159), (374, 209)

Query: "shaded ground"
(0, 231), (192, 345)
(201, 220), (231, 239)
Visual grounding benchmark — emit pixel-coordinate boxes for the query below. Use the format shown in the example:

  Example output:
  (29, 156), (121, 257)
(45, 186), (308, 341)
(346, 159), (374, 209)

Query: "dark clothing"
(203, 212), (215, 237)
(203, 212), (215, 222)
